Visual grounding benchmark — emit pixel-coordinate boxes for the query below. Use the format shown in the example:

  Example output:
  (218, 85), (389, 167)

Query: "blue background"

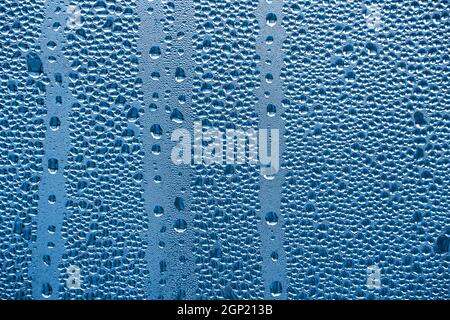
(0, 0), (449, 299)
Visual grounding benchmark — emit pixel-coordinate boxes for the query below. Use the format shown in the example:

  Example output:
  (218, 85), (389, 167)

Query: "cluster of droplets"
(57, 0), (148, 299)
(280, 0), (450, 299)
(190, 0), (266, 299)
(0, 0), (47, 299)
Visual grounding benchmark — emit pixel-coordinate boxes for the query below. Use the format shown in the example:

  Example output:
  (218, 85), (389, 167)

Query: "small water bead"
(174, 197), (185, 211)
(48, 158), (58, 174)
(170, 108), (184, 123)
(291, 3), (301, 13)
(267, 104), (276, 117)
(174, 219), (187, 233)
(435, 234), (449, 253)
(49, 116), (61, 130)
(26, 52), (43, 77)
(414, 110), (428, 127)
(48, 195), (56, 204)
(151, 144), (161, 155)
(52, 21), (61, 31)
(266, 13), (277, 27)
(175, 67), (186, 82)
(43, 255), (51, 266)
(122, 128), (136, 140)
(224, 165), (235, 176)
(151, 71), (160, 80)
(126, 107), (139, 122)
(270, 251), (279, 261)
(150, 124), (163, 139)
(47, 41), (57, 50)
(149, 46), (161, 59)
(153, 205), (164, 217)
(262, 173), (276, 181)
(270, 281), (282, 297)
(41, 283), (52, 298)
(265, 211), (279, 226)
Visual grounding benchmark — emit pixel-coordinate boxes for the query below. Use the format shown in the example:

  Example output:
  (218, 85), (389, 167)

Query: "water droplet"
(266, 13), (277, 27)
(174, 219), (187, 233)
